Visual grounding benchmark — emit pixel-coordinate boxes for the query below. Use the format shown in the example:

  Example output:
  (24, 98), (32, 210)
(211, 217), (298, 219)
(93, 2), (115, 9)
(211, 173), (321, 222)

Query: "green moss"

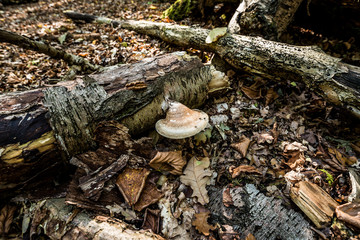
(319, 169), (334, 186)
(162, 0), (196, 21)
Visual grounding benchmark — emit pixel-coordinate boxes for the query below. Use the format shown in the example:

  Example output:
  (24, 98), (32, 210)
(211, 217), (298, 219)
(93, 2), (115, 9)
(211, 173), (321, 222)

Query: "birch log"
(0, 52), (214, 192)
(64, 13), (360, 118)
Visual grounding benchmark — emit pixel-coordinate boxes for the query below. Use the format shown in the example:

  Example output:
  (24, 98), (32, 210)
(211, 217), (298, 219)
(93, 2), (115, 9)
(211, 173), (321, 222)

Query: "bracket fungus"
(155, 101), (209, 139)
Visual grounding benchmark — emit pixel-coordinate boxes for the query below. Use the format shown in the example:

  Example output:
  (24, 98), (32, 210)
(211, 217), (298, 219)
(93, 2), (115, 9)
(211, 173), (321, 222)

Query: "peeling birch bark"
(26, 198), (164, 240)
(0, 28), (99, 72)
(0, 52), (213, 192)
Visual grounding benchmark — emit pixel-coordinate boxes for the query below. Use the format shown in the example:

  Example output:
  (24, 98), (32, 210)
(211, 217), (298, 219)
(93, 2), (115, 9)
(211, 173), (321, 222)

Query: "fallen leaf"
(265, 88), (279, 106)
(134, 181), (164, 211)
(230, 136), (251, 157)
(142, 208), (160, 233)
(223, 186), (233, 207)
(241, 78), (265, 100)
(281, 141), (307, 169)
(229, 165), (261, 178)
(254, 132), (274, 144)
(116, 167), (150, 206)
(205, 27), (227, 43)
(180, 157), (213, 205)
(149, 151), (186, 175)
(0, 205), (16, 235)
(192, 212), (216, 236)
(246, 233), (257, 240)
(218, 225), (241, 240)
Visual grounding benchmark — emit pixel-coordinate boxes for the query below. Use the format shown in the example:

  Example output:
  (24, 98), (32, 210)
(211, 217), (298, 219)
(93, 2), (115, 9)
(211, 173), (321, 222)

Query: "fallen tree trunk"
(0, 52), (216, 193)
(228, 0), (304, 40)
(0, 28), (99, 72)
(64, 14), (359, 117)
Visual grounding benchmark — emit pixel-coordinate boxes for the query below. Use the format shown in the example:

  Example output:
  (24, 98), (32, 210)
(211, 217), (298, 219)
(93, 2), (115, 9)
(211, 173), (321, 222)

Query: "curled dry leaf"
(254, 132), (274, 144)
(230, 136), (251, 157)
(0, 205), (16, 235)
(265, 88), (279, 106)
(229, 165), (261, 178)
(116, 167), (150, 206)
(180, 157), (213, 205)
(142, 208), (160, 233)
(281, 141), (307, 170)
(223, 186), (233, 207)
(149, 151), (186, 175)
(192, 212), (216, 236)
(335, 202), (360, 230)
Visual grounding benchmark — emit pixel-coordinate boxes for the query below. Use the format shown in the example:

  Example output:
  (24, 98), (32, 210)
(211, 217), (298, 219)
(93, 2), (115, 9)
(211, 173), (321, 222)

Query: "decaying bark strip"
(0, 28), (99, 72)
(0, 52), (214, 192)
(290, 181), (339, 228)
(25, 198), (164, 239)
(64, 13), (360, 118)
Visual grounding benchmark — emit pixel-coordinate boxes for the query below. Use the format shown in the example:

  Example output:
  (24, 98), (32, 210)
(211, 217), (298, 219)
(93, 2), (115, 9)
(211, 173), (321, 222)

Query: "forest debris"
(180, 157), (213, 205)
(245, 233), (257, 240)
(290, 181), (339, 227)
(155, 101), (209, 139)
(142, 209), (160, 234)
(281, 141), (307, 169)
(192, 212), (216, 236)
(218, 225), (241, 240)
(28, 198), (164, 239)
(134, 181), (164, 211)
(230, 136), (251, 157)
(116, 167), (150, 206)
(254, 132), (274, 144)
(265, 89), (279, 106)
(348, 168), (360, 202)
(0, 205), (16, 235)
(205, 27), (228, 44)
(149, 151), (186, 175)
(229, 165), (261, 178)
(78, 155), (128, 200)
(335, 202), (360, 230)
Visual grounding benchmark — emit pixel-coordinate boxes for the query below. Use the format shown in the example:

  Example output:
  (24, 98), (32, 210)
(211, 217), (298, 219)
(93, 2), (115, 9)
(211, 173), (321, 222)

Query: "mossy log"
(64, 13), (360, 118)
(0, 52), (215, 193)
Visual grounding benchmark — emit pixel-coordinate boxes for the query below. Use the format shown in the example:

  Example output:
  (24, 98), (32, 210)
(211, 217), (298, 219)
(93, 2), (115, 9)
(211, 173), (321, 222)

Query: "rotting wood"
(228, 0), (304, 40)
(64, 13), (360, 118)
(290, 181), (339, 228)
(25, 198), (164, 239)
(0, 28), (98, 72)
(0, 52), (217, 193)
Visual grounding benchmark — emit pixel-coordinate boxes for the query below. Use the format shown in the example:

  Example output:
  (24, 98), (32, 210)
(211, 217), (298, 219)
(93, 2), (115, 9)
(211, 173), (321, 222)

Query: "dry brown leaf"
(246, 233), (257, 240)
(230, 136), (251, 157)
(223, 186), (233, 207)
(241, 85), (262, 99)
(149, 151), (186, 175)
(265, 88), (279, 106)
(281, 141), (307, 169)
(142, 208), (160, 233)
(134, 181), (164, 211)
(192, 212), (216, 236)
(116, 167), (150, 206)
(229, 165), (261, 178)
(0, 205), (16, 235)
(180, 157), (212, 205)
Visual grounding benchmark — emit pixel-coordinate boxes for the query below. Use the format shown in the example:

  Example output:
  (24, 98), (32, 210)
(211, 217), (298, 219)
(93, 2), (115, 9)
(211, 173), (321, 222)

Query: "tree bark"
(228, 0), (304, 40)
(0, 52), (215, 192)
(97, 18), (359, 118)
(0, 28), (99, 72)
(25, 198), (164, 239)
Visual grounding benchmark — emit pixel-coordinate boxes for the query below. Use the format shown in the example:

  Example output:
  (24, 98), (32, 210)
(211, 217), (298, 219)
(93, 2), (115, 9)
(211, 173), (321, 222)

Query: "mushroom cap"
(155, 101), (209, 139)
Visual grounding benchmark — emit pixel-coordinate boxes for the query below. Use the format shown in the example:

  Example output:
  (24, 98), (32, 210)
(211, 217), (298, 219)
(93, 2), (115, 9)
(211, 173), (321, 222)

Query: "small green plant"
(319, 169), (334, 186)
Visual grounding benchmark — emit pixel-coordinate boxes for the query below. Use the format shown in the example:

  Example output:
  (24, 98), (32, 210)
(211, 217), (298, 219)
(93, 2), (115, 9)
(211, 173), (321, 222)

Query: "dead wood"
(25, 198), (164, 239)
(0, 52), (215, 193)
(228, 0), (304, 40)
(0, 28), (99, 72)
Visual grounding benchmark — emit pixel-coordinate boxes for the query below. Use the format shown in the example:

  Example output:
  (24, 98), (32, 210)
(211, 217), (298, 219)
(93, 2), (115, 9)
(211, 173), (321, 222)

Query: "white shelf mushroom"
(155, 101), (209, 139)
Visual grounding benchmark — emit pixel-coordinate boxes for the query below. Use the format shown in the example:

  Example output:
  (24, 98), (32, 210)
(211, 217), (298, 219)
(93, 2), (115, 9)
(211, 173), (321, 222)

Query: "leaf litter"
(1, 0), (360, 239)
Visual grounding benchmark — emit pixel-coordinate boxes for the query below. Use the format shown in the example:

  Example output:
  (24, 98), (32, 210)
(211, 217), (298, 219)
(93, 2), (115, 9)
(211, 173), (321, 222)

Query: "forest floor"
(1, 0), (360, 239)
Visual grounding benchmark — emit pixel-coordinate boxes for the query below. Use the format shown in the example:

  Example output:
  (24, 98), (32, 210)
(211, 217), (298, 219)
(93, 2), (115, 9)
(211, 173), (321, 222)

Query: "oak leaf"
(180, 157), (212, 205)
(192, 212), (216, 236)
(149, 151), (186, 175)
